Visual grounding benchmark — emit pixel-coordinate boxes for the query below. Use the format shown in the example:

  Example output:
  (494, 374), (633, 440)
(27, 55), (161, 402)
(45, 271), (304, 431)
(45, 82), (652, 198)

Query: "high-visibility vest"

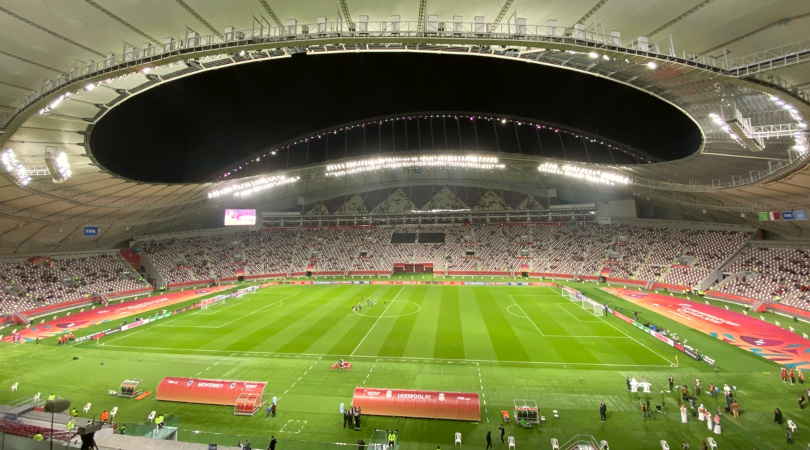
(67, 420), (75, 430)
(33, 434), (43, 441)
(47, 394), (55, 401)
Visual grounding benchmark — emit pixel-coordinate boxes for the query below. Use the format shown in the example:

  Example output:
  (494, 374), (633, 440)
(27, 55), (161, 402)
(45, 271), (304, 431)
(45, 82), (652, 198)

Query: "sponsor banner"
(758, 212), (768, 221)
(2, 286), (231, 343)
(770, 211), (782, 221)
(605, 287), (810, 368)
(120, 319), (150, 331)
(352, 388), (480, 421)
(796, 210), (808, 221)
(83, 226), (99, 237)
(157, 377), (267, 406)
(74, 327), (119, 343)
(783, 211), (795, 221)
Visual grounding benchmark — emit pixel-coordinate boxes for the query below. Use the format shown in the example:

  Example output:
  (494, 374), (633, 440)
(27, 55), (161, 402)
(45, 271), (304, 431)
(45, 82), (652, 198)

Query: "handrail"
(0, 19), (761, 128)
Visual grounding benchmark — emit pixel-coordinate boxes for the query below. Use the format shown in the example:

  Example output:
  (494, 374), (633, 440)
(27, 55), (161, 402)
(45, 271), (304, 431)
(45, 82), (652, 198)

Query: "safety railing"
(3, 20), (733, 127)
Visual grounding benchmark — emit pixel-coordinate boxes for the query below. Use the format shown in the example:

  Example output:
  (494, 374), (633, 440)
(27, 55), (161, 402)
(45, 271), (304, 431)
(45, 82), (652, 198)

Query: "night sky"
(91, 52), (701, 183)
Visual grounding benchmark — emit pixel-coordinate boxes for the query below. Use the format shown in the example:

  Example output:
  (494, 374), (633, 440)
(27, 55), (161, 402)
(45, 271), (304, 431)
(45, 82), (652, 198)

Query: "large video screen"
(224, 209), (256, 226)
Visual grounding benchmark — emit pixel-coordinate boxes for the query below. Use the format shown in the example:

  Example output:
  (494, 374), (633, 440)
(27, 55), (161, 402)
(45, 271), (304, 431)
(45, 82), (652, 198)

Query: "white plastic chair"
(110, 407), (118, 419)
(788, 419), (797, 432)
(454, 432), (461, 445)
(11, 382), (18, 391)
(660, 441), (669, 450)
(551, 438), (560, 450)
(508, 436), (515, 450)
(34, 392), (41, 401)
(600, 440), (609, 450)
(707, 437), (717, 450)
(83, 402), (91, 413)
(147, 411), (156, 422)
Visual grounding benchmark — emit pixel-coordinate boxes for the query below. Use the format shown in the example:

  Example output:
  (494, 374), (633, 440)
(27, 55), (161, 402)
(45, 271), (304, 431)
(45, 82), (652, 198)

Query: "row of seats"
(719, 246), (810, 308)
(138, 223), (750, 288)
(0, 254), (148, 315)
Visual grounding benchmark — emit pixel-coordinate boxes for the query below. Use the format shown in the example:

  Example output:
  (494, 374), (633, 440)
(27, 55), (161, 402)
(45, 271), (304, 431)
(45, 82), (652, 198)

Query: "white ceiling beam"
(703, 12), (810, 55)
(83, 0), (161, 46)
(173, 0), (224, 39)
(576, 0), (610, 25)
(491, 0), (514, 28)
(257, 0), (285, 32)
(0, 7), (105, 58)
(645, 0), (716, 38)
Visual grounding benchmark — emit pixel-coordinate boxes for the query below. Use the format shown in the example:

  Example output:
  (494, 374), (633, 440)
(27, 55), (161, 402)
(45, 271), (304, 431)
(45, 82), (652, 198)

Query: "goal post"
(200, 294), (227, 310)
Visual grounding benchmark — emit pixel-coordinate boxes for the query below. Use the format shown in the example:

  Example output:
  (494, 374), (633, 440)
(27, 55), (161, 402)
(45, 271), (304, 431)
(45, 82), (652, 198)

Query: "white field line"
(97, 309), (197, 345)
(508, 295), (546, 336)
(98, 344), (671, 367)
(554, 302), (603, 323)
(350, 286), (405, 356)
(596, 310), (676, 366)
(158, 293), (297, 329)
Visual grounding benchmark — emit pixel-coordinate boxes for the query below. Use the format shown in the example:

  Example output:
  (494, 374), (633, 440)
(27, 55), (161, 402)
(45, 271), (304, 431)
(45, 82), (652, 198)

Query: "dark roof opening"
(91, 52), (701, 183)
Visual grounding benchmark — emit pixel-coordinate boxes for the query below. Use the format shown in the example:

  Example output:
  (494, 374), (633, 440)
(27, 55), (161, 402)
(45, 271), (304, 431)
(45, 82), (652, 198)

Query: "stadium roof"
(0, 0), (809, 252)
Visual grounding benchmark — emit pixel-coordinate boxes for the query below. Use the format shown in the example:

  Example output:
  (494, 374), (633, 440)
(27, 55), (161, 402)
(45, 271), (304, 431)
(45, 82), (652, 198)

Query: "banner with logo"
(758, 212), (768, 221)
(796, 210), (808, 221)
(156, 377), (267, 406)
(783, 211), (795, 220)
(352, 387), (480, 421)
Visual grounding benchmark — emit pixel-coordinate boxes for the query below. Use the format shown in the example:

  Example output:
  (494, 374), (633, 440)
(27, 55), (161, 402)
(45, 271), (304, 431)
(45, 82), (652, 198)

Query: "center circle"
(353, 301), (422, 318)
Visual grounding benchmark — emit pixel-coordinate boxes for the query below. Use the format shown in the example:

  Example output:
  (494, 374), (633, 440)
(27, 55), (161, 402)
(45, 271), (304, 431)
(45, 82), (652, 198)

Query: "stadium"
(1, 0), (810, 449)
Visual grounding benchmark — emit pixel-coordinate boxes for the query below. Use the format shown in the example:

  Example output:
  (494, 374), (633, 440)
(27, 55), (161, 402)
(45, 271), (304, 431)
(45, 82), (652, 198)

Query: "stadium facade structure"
(0, 1), (809, 255)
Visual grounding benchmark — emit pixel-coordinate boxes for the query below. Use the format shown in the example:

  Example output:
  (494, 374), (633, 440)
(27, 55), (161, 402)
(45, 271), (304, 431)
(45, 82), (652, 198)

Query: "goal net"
(200, 295), (226, 310)
(563, 286), (605, 317)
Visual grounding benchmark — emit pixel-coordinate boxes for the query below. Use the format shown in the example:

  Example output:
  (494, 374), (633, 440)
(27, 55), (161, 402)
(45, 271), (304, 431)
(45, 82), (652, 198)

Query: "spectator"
(269, 435), (276, 450)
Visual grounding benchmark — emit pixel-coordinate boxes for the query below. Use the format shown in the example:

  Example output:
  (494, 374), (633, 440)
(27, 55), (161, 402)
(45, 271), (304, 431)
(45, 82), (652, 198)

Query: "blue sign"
(782, 211), (795, 220)
(796, 210), (808, 221)
(83, 226), (99, 237)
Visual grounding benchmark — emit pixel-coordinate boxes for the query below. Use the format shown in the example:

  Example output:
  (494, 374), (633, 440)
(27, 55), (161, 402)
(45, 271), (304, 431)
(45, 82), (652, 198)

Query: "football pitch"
(0, 282), (802, 449)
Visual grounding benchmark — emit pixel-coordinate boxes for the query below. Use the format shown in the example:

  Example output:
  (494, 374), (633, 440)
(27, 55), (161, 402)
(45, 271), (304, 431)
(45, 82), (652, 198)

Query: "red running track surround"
(605, 288), (810, 368)
(2, 285), (232, 343)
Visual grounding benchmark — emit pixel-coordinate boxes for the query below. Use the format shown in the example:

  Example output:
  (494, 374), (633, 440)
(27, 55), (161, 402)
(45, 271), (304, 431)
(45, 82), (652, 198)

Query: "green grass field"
(0, 281), (805, 449)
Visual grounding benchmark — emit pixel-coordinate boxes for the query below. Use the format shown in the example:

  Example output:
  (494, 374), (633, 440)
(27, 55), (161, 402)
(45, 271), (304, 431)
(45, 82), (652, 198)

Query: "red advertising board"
(352, 388), (480, 421)
(156, 377), (267, 406)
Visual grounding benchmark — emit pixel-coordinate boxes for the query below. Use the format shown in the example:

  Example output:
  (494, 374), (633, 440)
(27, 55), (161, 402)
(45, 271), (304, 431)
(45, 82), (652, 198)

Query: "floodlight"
(588, 52), (599, 59)
(325, 155), (504, 177)
(537, 162), (629, 186)
(45, 150), (72, 183)
(1, 149), (32, 186)
(208, 175), (299, 199)
(84, 83), (95, 91)
(646, 62), (657, 69)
